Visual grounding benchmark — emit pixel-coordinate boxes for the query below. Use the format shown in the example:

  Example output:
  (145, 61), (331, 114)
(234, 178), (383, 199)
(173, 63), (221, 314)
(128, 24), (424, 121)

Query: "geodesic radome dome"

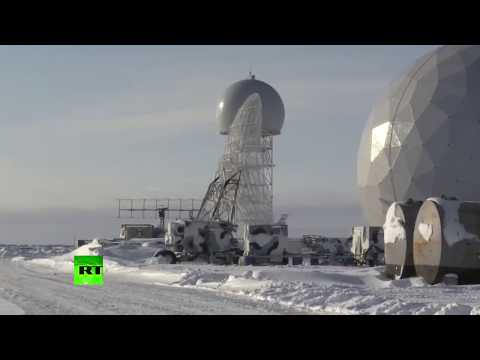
(358, 45), (480, 226)
(216, 75), (285, 136)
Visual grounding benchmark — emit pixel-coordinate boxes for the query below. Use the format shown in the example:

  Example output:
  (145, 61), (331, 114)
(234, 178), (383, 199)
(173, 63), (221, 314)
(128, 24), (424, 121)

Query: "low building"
(120, 224), (155, 240)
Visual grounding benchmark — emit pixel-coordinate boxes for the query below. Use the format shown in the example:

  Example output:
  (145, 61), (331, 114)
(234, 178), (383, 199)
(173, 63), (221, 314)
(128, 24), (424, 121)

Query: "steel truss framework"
(197, 94), (274, 226)
(117, 198), (201, 222)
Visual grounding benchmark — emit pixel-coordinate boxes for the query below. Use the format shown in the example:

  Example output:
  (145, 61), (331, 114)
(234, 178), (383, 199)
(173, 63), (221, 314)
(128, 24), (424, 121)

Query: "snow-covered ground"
(0, 296), (25, 315)
(1, 241), (480, 315)
(0, 244), (74, 259)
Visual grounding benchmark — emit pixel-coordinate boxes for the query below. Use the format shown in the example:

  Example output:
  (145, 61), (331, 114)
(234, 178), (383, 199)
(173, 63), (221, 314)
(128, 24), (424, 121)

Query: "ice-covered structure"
(198, 75), (285, 227)
(383, 200), (422, 279)
(358, 45), (480, 226)
(224, 94), (273, 224)
(414, 198), (480, 284)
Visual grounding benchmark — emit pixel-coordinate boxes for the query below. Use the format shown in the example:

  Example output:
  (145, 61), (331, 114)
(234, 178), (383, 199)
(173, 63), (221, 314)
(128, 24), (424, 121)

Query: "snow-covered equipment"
(383, 199), (422, 279)
(119, 224), (155, 240)
(161, 218), (241, 264)
(73, 238), (104, 257)
(300, 235), (354, 265)
(182, 220), (240, 264)
(240, 222), (289, 264)
(302, 235), (349, 256)
(413, 197), (480, 285)
(152, 249), (178, 264)
(351, 226), (384, 266)
(106, 76), (290, 266)
(164, 220), (186, 248)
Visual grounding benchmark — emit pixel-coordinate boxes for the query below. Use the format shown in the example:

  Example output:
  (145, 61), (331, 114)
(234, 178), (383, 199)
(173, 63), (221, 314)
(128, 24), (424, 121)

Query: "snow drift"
(8, 242), (480, 315)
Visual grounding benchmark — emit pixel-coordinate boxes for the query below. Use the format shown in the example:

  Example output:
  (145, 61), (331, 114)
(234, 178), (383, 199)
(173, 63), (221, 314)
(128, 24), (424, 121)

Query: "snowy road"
(0, 260), (308, 315)
(3, 240), (480, 315)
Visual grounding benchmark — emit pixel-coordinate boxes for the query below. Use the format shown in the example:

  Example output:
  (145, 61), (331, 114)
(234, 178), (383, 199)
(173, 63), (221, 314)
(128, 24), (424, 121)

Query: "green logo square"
(74, 256), (104, 286)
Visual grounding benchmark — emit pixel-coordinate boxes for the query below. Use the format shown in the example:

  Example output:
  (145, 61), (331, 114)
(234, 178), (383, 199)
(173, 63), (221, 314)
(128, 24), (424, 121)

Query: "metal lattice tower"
(196, 170), (241, 223)
(198, 93), (274, 226)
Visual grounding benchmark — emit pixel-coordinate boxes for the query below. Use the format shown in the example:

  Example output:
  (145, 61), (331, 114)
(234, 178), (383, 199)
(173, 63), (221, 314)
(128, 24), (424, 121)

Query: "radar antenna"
(248, 65), (255, 80)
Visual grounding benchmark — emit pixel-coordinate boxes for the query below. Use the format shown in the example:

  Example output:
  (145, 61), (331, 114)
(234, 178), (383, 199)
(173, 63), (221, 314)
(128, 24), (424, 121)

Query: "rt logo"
(74, 256), (104, 286)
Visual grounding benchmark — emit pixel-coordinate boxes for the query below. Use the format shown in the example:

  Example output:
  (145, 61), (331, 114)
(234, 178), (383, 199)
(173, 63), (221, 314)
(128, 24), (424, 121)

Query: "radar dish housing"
(216, 76), (285, 136)
(358, 45), (480, 226)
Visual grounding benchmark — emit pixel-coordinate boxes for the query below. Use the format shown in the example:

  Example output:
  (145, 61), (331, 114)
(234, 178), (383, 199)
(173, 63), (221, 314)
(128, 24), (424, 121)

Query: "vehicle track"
(0, 260), (310, 315)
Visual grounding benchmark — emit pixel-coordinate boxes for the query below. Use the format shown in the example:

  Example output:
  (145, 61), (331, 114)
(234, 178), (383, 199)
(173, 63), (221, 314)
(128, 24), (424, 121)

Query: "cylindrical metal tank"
(413, 198), (480, 285)
(383, 200), (422, 279)
(357, 45), (480, 227)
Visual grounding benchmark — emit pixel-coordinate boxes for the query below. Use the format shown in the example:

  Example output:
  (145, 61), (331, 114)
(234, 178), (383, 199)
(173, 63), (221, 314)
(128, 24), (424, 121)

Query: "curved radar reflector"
(228, 93), (273, 226)
(199, 94), (274, 226)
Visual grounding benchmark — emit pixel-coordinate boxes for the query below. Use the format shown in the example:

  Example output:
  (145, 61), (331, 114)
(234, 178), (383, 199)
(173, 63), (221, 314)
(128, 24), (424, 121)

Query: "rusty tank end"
(384, 200), (422, 280)
(413, 198), (480, 285)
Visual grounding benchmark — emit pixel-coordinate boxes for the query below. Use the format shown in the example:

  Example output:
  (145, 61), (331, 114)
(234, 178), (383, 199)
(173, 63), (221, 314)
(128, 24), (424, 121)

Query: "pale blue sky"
(0, 45), (437, 243)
